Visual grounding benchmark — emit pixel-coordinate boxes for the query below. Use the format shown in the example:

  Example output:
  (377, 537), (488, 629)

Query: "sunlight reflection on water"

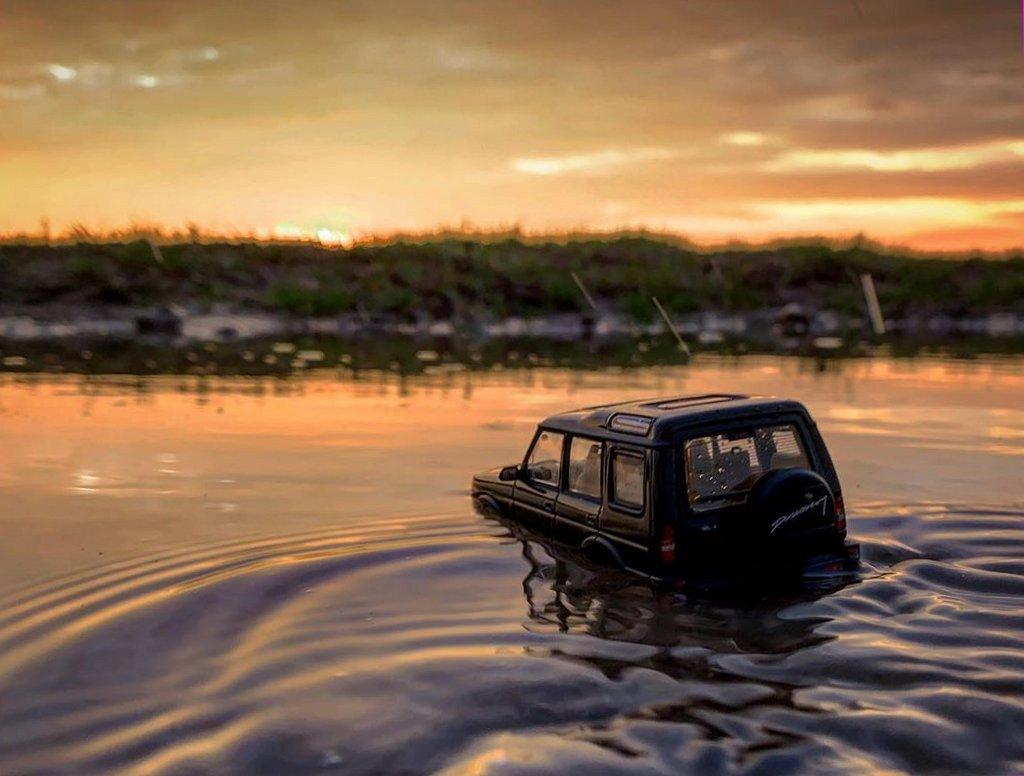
(0, 355), (1022, 774)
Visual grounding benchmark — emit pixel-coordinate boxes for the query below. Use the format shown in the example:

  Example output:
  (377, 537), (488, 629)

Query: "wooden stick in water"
(652, 296), (691, 356)
(147, 239), (164, 264)
(571, 271), (598, 312)
(859, 273), (886, 335)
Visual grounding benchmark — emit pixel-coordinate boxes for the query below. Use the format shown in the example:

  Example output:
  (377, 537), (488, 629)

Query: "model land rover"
(472, 394), (859, 581)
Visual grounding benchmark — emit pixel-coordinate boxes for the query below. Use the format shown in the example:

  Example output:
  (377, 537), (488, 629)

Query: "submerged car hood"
(472, 466), (509, 486)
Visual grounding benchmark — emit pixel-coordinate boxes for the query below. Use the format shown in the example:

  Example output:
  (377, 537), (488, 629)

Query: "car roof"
(540, 394), (811, 445)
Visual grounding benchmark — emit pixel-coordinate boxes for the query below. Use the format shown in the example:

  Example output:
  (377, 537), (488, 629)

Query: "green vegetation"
(0, 236), (1022, 320)
(271, 284), (354, 316)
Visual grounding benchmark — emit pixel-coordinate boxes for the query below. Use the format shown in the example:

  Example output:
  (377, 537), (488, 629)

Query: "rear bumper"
(801, 541), (860, 573)
(656, 539), (860, 589)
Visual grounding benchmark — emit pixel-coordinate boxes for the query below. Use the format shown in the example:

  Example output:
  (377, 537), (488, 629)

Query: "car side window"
(526, 430), (564, 487)
(610, 451), (645, 510)
(567, 437), (603, 499)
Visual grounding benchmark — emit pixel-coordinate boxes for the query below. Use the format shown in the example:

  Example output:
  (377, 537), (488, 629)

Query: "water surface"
(0, 356), (1022, 774)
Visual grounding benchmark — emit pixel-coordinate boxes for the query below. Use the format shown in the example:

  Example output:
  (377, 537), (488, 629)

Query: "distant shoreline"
(1, 237), (1022, 341)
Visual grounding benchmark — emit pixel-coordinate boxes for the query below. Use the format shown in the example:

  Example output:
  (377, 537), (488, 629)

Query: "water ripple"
(0, 505), (1023, 774)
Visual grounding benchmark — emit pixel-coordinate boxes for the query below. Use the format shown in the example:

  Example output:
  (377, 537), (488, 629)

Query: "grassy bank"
(1, 237), (1022, 321)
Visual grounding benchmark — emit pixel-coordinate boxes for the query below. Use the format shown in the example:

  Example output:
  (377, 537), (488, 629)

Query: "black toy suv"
(472, 394), (859, 582)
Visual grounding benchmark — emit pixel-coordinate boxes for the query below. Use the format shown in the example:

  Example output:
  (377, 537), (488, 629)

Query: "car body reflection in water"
(493, 506), (854, 657)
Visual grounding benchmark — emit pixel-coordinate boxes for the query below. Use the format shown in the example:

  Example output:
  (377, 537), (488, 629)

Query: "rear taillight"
(660, 524), (676, 563)
(835, 494), (846, 532)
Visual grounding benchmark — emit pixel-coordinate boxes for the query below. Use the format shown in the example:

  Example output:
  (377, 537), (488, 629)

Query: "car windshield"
(682, 423), (809, 512)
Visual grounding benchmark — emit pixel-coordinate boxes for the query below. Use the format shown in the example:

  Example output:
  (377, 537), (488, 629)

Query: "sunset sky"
(2, 0), (1023, 250)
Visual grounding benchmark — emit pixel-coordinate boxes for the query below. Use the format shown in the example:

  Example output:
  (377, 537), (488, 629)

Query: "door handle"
(544, 502), (555, 512)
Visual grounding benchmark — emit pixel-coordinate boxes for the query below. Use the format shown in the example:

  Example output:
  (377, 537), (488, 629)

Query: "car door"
(514, 429), (565, 528)
(555, 435), (603, 541)
(599, 445), (651, 567)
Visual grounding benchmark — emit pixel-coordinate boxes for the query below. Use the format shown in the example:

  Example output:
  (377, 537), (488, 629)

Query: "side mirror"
(499, 465), (520, 481)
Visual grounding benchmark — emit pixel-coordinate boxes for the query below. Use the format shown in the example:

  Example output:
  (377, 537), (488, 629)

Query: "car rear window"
(683, 424), (809, 512)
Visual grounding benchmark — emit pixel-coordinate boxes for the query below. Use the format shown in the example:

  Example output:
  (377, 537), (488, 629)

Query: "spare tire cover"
(746, 468), (836, 543)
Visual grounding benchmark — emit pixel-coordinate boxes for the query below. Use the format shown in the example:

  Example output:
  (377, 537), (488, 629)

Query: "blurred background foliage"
(1, 236), (1022, 321)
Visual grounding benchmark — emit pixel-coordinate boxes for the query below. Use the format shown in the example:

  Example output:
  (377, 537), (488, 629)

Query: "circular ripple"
(0, 506), (1022, 775)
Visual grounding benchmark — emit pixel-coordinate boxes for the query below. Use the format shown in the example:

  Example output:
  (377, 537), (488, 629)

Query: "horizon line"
(3, 223), (1023, 260)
